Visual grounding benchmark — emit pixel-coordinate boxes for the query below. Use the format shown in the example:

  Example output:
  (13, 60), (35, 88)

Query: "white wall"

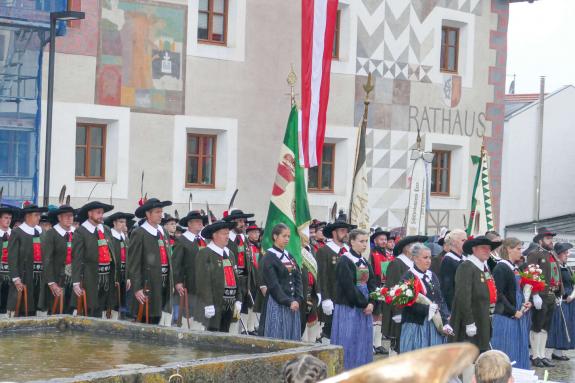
(500, 86), (575, 230)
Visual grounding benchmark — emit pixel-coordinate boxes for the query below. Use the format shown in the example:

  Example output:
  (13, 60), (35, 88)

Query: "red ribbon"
(1, 243), (7, 264)
(236, 235), (245, 268)
(223, 263), (236, 287)
(308, 271), (315, 287)
(65, 233), (73, 265)
(486, 277), (498, 305)
(120, 244), (126, 264)
(33, 240), (42, 263)
(158, 233), (168, 266)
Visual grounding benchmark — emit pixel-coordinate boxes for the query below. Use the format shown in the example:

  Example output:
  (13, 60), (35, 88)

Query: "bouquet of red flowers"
(370, 278), (421, 308)
(519, 264), (545, 312)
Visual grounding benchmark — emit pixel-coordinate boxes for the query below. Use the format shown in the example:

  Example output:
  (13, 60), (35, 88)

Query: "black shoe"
(541, 358), (556, 367)
(532, 358), (545, 368)
(374, 346), (389, 355)
(248, 330), (258, 336)
(551, 354), (570, 361)
(315, 338), (323, 344)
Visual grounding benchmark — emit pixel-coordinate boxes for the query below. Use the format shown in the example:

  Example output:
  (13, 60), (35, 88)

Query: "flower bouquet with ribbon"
(519, 264), (546, 312)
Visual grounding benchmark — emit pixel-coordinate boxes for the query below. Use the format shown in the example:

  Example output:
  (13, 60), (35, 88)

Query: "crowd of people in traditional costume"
(1, 196), (575, 374)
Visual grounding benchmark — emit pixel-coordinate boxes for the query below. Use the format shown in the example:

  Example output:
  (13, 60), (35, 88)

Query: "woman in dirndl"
(546, 242), (575, 361)
(331, 229), (376, 370)
(399, 243), (451, 353)
(258, 223), (303, 340)
(491, 238), (532, 369)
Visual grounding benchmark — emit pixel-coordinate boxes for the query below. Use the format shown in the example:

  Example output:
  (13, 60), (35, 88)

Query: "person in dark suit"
(450, 236), (501, 353)
(71, 201), (118, 319)
(0, 204), (19, 317)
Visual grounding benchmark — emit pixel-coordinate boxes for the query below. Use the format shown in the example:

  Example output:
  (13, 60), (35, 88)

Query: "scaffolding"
(0, 0), (66, 205)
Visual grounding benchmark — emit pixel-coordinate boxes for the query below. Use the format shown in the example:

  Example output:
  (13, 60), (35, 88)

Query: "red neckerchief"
(97, 229), (110, 264)
(313, 240), (326, 253)
(196, 237), (207, 249)
(65, 232), (73, 265)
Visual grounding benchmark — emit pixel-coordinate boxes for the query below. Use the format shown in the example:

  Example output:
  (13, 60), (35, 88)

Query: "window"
(308, 143), (335, 192)
(198, 0), (228, 45)
(431, 150), (451, 195)
(75, 123), (106, 180)
(440, 26), (459, 73)
(0, 130), (31, 177)
(186, 133), (216, 188)
(332, 9), (341, 59)
(67, 0), (82, 28)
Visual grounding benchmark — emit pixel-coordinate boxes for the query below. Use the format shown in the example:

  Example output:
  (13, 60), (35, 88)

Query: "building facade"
(4, 0), (529, 231)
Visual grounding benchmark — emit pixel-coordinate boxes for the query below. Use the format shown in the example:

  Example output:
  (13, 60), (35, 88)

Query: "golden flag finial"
(287, 64), (298, 107)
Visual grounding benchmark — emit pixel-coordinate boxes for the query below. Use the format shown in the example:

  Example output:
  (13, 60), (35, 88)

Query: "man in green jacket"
(129, 198), (177, 325)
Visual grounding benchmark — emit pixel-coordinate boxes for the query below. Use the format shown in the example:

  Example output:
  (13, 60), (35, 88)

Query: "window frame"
(198, 0), (229, 46)
(308, 143), (335, 193)
(332, 9), (341, 60)
(75, 123), (107, 181)
(440, 26), (459, 74)
(430, 149), (451, 196)
(185, 133), (217, 189)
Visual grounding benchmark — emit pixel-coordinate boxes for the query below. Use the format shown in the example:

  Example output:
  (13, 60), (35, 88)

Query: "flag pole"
(348, 73), (373, 224)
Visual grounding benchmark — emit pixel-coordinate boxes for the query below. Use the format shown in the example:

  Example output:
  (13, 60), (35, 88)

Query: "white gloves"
(442, 324), (454, 336)
(204, 305), (215, 319)
(392, 315), (402, 323)
(428, 303), (439, 321)
(322, 299), (334, 316)
(317, 293), (322, 307)
(533, 294), (543, 310)
(466, 323), (477, 337)
(234, 301), (242, 317)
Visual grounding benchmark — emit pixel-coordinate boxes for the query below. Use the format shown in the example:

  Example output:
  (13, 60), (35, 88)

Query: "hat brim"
(104, 212), (135, 227)
(179, 215), (209, 227)
(22, 207), (49, 214)
(323, 222), (357, 239)
(533, 232), (557, 243)
(134, 200), (172, 218)
(77, 202), (114, 222)
(462, 239), (501, 255)
(370, 230), (391, 243)
(223, 213), (255, 222)
(393, 235), (429, 256)
(201, 221), (237, 240)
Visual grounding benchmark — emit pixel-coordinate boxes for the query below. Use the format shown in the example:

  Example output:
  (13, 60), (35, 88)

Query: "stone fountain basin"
(0, 316), (342, 383)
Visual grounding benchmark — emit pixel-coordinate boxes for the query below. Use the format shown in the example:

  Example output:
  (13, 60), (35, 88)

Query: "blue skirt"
(400, 320), (446, 353)
(263, 295), (301, 341)
(331, 285), (373, 370)
(547, 300), (574, 350)
(491, 274), (531, 369)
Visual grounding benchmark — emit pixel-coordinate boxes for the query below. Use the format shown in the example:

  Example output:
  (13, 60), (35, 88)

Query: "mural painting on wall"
(96, 0), (186, 114)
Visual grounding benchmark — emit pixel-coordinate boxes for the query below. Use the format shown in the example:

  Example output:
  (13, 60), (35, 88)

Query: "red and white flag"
(300, 0), (338, 168)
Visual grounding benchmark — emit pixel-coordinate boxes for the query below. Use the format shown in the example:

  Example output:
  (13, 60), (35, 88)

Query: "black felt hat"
(246, 222), (263, 233)
(161, 213), (178, 226)
(554, 242), (573, 255)
(0, 204), (20, 216)
(222, 209), (254, 221)
(179, 210), (208, 227)
(77, 201), (114, 222)
(370, 227), (391, 243)
(310, 219), (327, 230)
(463, 235), (502, 255)
(200, 220), (237, 240)
(20, 202), (49, 215)
(533, 227), (557, 243)
(393, 235), (429, 256)
(322, 211), (357, 239)
(134, 198), (172, 219)
(104, 212), (135, 227)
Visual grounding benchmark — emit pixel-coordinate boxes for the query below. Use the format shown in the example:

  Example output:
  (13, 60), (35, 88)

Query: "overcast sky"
(507, 0), (575, 94)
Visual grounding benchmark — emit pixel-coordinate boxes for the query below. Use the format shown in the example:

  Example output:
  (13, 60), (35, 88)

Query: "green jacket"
(127, 225), (174, 317)
(449, 260), (492, 352)
(39, 227), (72, 311)
(7, 226), (42, 313)
(194, 245), (241, 328)
(71, 223), (119, 312)
(381, 256), (411, 338)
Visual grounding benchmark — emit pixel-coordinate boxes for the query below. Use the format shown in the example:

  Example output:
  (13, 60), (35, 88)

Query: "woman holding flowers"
(546, 242), (574, 361)
(399, 242), (451, 353)
(491, 238), (533, 369)
(330, 229), (377, 370)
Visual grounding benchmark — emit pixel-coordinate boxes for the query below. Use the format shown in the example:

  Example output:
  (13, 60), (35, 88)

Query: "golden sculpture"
(321, 343), (479, 383)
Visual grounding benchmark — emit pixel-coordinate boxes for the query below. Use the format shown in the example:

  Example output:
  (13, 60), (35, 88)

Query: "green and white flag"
(467, 148), (495, 236)
(262, 106), (311, 266)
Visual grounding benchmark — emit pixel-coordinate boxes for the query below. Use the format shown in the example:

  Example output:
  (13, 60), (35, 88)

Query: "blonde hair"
(499, 237), (522, 261)
(474, 350), (512, 383)
(445, 229), (466, 247)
